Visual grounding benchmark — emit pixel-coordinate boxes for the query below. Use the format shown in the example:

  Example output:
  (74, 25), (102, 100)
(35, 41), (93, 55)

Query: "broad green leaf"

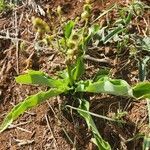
(66, 56), (84, 85)
(72, 56), (85, 81)
(16, 70), (53, 86)
(67, 64), (74, 86)
(133, 82), (150, 98)
(78, 99), (111, 150)
(0, 88), (65, 133)
(16, 70), (69, 89)
(103, 27), (125, 44)
(76, 77), (132, 96)
(75, 80), (90, 92)
(143, 94), (150, 99)
(57, 69), (69, 79)
(64, 20), (75, 39)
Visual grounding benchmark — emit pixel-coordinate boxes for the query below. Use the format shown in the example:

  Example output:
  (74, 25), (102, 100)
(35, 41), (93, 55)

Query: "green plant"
(1, 1), (150, 150)
(0, 0), (6, 12)
(0, 0), (18, 13)
(1, 65), (150, 149)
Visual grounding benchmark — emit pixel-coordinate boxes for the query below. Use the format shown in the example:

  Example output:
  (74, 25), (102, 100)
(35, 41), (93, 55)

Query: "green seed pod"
(67, 49), (74, 56)
(67, 48), (79, 57)
(83, 4), (92, 13)
(20, 41), (26, 51)
(75, 17), (80, 23)
(32, 17), (50, 34)
(71, 33), (79, 41)
(44, 35), (54, 45)
(67, 41), (76, 49)
(81, 11), (90, 19)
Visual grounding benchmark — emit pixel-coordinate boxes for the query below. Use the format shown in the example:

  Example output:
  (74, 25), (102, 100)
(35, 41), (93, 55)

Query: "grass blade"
(103, 27), (125, 44)
(66, 105), (124, 123)
(92, 4), (116, 23)
(77, 99), (111, 150)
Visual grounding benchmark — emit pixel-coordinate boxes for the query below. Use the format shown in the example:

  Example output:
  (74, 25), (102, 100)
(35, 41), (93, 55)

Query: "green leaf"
(0, 0), (6, 12)
(16, 70), (69, 89)
(72, 56), (85, 81)
(64, 20), (75, 39)
(143, 94), (150, 99)
(103, 27), (125, 44)
(78, 99), (111, 150)
(133, 82), (150, 98)
(57, 69), (69, 79)
(16, 70), (53, 86)
(124, 12), (132, 25)
(76, 77), (132, 96)
(0, 88), (65, 133)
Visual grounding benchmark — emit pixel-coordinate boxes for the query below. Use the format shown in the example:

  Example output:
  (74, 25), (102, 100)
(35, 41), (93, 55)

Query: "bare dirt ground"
(0, 0), (150, 150)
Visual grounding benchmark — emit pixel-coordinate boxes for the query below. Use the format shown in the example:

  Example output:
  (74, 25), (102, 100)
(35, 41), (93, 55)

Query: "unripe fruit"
(83, 4), (91, 13)
(32, 17), (50, 33)
(67, 41), (76, 49)
(67, 49), (74, 56)
(71, 34), (79, 41)
(81, 11), (90, 19)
